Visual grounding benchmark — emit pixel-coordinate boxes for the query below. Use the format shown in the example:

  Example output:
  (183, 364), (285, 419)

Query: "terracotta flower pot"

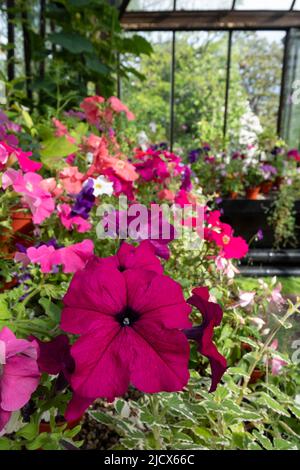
(260, 180), (273, 195)
(249, 368), (265, 385)
(229, 191), (238, 200)
(274, 176), (284, 190)
(246, 186), (260, 200)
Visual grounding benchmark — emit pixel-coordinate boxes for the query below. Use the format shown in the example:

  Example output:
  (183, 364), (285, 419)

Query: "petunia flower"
(0, 141), (42, 172)
(71, 179), (95, 219)
(80, 96), (105, 126)
(0, 327), (40, 432)
(58, 204), (92, 233)
(209, 223), (248, 260)
(92, 175), (114, 197)
(184, 287), (227, 392)
(59, 166), (84, 195)
(19, 239), (94, 274)
(2, 169), (55, 224)
(61, 265), (192, 408)
(107, 96), (135, 121)
(88, 241), (163, 275)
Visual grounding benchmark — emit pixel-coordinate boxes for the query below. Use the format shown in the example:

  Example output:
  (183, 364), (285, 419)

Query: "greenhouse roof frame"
(119, 1), (300, 31)
(120, 10), (300, 31)
(118, 1), (300, 150)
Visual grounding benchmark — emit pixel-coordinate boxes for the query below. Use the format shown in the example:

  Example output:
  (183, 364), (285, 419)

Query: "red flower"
(185, 287), (227, 392)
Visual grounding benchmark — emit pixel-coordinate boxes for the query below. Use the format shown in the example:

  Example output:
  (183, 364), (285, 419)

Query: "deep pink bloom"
(61, 265), (192, 404)
(58, 204), (92, 233)
(0, 141), (42, 172)
(184, 287), (227, 392)
(33, 335), (74, 380)
(88, 241), (163, 275)
(0, 327), (40, 431)
(210, 223), (248, 259)
(287, 149), (300, 161)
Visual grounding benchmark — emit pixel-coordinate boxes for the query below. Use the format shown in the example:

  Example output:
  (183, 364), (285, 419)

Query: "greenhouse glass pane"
(228, 31), (285, 148)
(235, 0), (293, 10)
(293, 0), (300, 10)
(120, 32), (172, 145)
(173, 31), (228, 151)
(0, 10), (7, 104)
(281, 29), (300, 149)
(127, 0), (173, 11)
(176, 0), (232, 9)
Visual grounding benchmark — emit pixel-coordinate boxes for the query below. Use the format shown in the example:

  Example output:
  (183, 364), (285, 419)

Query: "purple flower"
(64, 110), (86, 120)
(180, 166), (192, 192)
(256, 229), (264, 241)
(271, 146), (284, 156)
(71, 179), (95, 220)
(188, 148), (201, 163)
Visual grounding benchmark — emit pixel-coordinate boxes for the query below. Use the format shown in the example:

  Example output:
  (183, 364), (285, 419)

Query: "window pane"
(235, 0), (293, 10)
(173, 31), (228, 150)
(127, 0), (173, 11)
(176, 0), (232, 9)
(282, 29), (300, 148)
(228, 31), (285, 147)
(121, 32), (172, 144)
(293, 0), (300, 9)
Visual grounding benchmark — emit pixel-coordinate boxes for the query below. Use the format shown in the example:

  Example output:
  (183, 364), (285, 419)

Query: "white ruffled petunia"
(92, 175), (114, 197)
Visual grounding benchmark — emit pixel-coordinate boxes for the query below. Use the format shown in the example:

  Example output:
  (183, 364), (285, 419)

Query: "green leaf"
(48, 32), (94, 54)
(85, 56), (109, 75)
(39, 298), (61, 322)
(0, 296), (11, 320)
(258, 392), (291, 417)
(252, 430), (273, 450)
(40, 136), (78, 169)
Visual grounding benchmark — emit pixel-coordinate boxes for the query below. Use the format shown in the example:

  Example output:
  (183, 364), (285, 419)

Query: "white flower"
(93, 175), (114, 197)
(86, 152), (94, 165)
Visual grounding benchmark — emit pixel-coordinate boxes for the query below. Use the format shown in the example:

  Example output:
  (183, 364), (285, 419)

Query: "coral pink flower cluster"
(80, 95), (135, 127)
(0, 328), (40, 432)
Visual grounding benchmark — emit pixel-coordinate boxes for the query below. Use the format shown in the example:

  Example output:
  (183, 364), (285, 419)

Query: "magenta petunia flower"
(184, 287), (227, 392)
(0, 327), (40, 431)
(61, 264), (192, 403)
(88, 241), (163, 275)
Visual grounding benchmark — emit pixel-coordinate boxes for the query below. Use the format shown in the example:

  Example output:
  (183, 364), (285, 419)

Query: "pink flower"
(88, 241), (163, 275)
(184, 287), (227, 392)
(61, 264), (191, 406)
(58, 204), (92, 233)
(59, 166), (84, 194)
(0, 327), (40, 432)
(107, 96), (135, 121)
(209, 223), (248, 260)
(0, 141), (42, 172)
(80, 96), (105, 126)
(266, 340), (288, 376)
(52, 118), (76, 144)
(40, 177), (63, 198)
(158, 189), (175, 202)
(215, 255), (239, 279)
(233, 291), (256, 309)
(27, 245), (56, 272)
(3, 169), (55, 224)
(21, 240), (94, 274)
(287, 149), (300, 161)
